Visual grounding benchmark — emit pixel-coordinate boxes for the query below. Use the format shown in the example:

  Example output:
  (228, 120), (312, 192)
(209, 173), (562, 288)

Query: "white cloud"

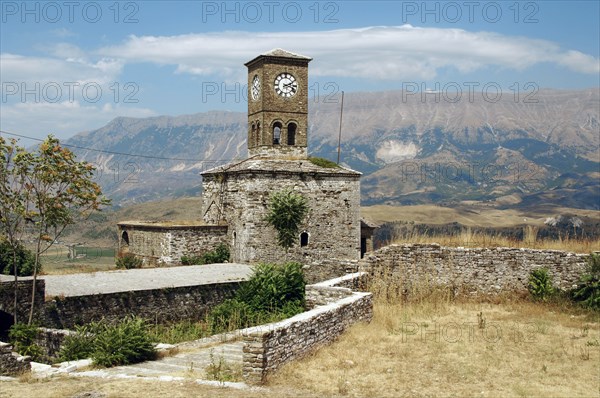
(98, 25), (600, 80)
(0, 101), (156, 140)
(0, 53), (123, 86)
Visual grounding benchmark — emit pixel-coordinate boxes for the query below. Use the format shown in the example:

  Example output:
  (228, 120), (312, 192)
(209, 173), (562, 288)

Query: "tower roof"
(244, 48), (312, 67)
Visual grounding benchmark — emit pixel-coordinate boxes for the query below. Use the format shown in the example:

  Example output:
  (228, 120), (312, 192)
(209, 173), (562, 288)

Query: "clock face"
(251, 75), (260, 100)
(274, 73), (298, 97)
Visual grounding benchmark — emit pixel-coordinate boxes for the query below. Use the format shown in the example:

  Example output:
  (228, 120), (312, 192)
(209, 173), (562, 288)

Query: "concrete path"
(0, 263), (254, 297)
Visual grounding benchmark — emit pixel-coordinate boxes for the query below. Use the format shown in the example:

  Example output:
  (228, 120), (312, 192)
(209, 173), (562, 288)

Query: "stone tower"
(245, 49), (311, 159)
(201, 49), (362, 281)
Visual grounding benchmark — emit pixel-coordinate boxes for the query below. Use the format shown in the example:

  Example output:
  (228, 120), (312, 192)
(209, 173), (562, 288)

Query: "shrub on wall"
(8, 323), (43, 361)
(181, 243), (230, 265)
(116, 253), (143, 269)
(528, 268), (555, 301)
(209, 262), (306, 333)
(570, 253), (600, 309)
(58, 317), (156, 367)
(308, 156), (339, 168)
(265, 190), (309, 249)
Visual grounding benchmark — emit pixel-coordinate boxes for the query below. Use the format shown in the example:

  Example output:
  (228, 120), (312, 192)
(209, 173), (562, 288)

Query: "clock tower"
(245, 49), (312, 159)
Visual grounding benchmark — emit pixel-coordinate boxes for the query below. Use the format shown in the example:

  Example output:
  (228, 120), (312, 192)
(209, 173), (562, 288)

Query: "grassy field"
(390, 228), (600, 254)
(39, 246), (116, 275)
(2, 289), (598, 397)
(362, 204), (600, 228)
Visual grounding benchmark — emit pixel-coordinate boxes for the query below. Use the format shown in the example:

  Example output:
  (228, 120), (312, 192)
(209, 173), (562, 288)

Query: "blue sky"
(1, 0), (599, 140)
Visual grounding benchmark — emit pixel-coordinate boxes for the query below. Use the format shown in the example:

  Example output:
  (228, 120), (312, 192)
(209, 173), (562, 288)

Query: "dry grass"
(391, 227), (600, 254)
(3, 286), (599, 398)
(269, 288), (600, 397)
(362, 204), (600, 228)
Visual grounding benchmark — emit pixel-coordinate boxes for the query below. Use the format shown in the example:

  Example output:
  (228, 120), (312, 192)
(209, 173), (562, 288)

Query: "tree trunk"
(28, 229), (43, 325)
(12, 249), (18, 324)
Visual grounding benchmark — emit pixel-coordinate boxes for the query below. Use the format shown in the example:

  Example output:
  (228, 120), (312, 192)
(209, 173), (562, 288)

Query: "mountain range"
(65, 88), (600, 210)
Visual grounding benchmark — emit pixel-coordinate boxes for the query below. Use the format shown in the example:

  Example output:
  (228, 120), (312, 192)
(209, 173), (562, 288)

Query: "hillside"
(65, 88), (600, 209)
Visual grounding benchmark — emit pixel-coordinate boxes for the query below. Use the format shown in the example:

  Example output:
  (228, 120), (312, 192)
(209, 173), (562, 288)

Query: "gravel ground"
(0, 264), (253, 297)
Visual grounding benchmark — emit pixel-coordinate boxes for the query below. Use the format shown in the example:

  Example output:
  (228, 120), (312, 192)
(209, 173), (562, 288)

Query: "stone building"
(118, 49), (373, 272)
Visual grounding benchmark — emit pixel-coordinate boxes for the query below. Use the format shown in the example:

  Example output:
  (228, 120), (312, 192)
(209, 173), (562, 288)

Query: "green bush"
(0, 240), (40, 276)
(58, 324), (96, 361)
(208, 299), (253, 333)
(571, 253), (600, 309)
(236, 262), (305, 312)
(265, 190), (309, 249)
(180, 255), (201, 265)
(308, 156), (339, 168)
(58, 317), (156, 367)
(181, 243), (230, 265)
(8, 323), (43, 361)
(201, 243), (230, 264)
(92, 317), (156, 367)
(116, 253), (142, 269)
(208, 262), (306, 333)
(528, 267), (555, 301)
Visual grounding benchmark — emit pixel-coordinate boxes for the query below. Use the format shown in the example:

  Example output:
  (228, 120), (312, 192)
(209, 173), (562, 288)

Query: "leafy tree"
(0, 137), (33, 322)
(265, 189), (309, 249)
(0, 239), (38, 276)
(1, 135), (110, 324)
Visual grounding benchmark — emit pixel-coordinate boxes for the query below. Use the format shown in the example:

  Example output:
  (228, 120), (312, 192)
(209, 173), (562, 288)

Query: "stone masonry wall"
(0, 341), (31, 376)
(41, 282), (241, 329)
(202, 170), (361, 266)
(0, 279), (46, 324)
(34, 328), (75, 361)
(362, 243), (589, 294)
(118, 224), (228, 265)
(242, 273), (372, 384)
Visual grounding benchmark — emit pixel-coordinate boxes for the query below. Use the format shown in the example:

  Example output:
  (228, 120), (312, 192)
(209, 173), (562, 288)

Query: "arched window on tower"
(256, 122), (261, 146)
(287, 123), (297, 145)
(300, 231), (309, 247)
(273, 122), (282, 145)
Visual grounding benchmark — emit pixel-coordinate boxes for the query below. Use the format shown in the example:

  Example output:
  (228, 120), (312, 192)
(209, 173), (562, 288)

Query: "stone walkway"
(89, 340), (245, 380)
(32, 333), (250, 389)
(0, 263), (253, 297)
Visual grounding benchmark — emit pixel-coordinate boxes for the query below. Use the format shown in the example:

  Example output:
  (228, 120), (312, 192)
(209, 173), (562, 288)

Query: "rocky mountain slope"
(66, 88), (599, 209)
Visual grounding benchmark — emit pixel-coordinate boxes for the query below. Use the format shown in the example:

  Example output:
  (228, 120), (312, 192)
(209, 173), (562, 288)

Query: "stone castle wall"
(0, 279), (45, 324)
(118, 223), (228, 265)
(202, 169), (361, 266)
(41, 281), (241, 329)
(242, 273), (372, 384)
(362, 243), (590, 294)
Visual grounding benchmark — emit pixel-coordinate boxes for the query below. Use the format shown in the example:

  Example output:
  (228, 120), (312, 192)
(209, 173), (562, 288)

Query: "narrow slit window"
(300, 231), (309, 247)
(273, 122), (282, 145)
(287, 123), (297, 145)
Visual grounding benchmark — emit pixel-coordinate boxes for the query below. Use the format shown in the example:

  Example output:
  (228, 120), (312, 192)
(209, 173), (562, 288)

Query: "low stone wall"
(241, 273), (373, 384)
(0, 279), (46, 325)
(118, 222), (228, 266)
(303, 258), (362, 284)
(42, 282), (242, 329)
(362, 243), (589, 295)
(0, 341), (31, 376)
(35, 328), (75, 361)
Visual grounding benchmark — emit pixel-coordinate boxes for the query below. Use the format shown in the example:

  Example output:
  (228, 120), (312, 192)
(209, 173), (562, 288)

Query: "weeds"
(205, 349), (241, 383)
